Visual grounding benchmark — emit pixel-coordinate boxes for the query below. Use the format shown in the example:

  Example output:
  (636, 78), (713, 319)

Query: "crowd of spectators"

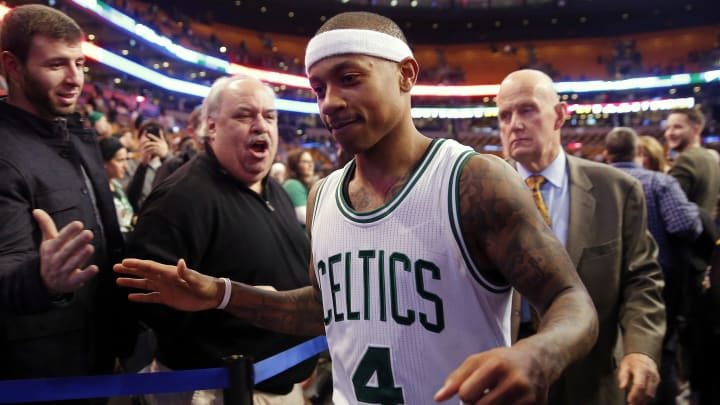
(3, 3), (720, 404)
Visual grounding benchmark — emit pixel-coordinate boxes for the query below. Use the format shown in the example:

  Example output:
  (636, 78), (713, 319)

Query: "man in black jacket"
(0, 4), (132, 395)
(126, 75), (316, 404)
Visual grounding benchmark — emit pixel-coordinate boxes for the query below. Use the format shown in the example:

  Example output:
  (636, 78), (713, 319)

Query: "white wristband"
(216, 277), (232, 310)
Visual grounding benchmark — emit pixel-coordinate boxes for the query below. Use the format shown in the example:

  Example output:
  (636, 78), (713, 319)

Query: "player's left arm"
(435, 154), (598, 404)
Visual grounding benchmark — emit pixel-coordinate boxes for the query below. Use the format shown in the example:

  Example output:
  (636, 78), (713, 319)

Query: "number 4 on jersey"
(352, 346), (405, 405)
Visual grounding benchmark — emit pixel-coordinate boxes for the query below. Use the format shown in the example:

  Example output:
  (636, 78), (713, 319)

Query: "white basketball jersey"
(310, 139), (512, 405)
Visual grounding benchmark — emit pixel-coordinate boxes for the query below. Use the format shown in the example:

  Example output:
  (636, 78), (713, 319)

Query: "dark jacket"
(510, 155), (665, 405)
(127, 149), (317, 395)
(0, 99), (132, 380)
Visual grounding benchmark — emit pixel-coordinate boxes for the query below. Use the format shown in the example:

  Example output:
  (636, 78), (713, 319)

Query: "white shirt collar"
(517, 150), (566, 188)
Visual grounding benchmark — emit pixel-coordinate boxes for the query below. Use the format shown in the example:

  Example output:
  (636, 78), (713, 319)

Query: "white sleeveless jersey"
(310, 139), (512, 405)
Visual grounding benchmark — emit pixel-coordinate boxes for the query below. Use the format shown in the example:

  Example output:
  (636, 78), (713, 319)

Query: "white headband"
(305, 28), (414, 73)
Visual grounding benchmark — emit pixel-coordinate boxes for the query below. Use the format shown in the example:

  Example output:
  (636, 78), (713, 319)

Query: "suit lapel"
(565, 156), (596, 267)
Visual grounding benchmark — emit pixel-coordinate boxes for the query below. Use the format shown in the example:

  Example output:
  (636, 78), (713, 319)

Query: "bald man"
(497, 69), (666, 405)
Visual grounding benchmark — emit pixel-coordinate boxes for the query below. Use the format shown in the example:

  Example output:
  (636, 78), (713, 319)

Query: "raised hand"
(33, 209), (98, 294)
(138, 133), (169, 163)
(114, 258), (223, 311)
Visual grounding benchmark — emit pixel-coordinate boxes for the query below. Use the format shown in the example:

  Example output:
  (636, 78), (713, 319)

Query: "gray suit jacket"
(512, 155), (666, 405)
(669, 146), (720, 216)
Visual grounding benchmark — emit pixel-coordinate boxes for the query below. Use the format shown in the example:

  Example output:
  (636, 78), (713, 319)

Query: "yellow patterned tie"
(525, 175), (551, 226)
(521, 174), (550, 335)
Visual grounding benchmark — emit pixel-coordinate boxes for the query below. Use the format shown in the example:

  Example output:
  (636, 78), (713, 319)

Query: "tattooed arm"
(114, 182), (328, 337)
(435, 154), (598, 404)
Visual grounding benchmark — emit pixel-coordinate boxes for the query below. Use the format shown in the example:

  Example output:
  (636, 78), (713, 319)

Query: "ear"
(553, 101), (568, 130)
(398, 57), (419, 93)
(205, 118), (216, 143)
(1, 51), (22, 84)
(691, 123), (704, 138)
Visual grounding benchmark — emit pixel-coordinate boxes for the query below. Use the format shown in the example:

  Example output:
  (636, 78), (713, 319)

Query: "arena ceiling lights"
(68, 0), (720, 97)
(0, 4), (707, 118)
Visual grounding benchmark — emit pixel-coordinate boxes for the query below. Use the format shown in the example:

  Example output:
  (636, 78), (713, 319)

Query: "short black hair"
(315, 12), (407, 44)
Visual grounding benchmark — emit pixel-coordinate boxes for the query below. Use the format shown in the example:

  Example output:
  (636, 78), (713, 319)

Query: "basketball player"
(115, 11), (598, 404)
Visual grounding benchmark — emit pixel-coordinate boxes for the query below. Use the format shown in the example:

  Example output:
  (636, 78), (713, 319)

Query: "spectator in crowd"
(114, 127), (136, 152)
(88, 111), (112, 139)
(113, 128), (137, 189)
(703, 239), (720, 404)
(157, 106), (175, 131)
(126, 120), (170, 212)
(497, 69), (665, 405)
(99, 136), (134, 237)
(270, 161), (287, 184)
(0, 3), (133, 392)
(153, 105), (203, 187)
(665, 108), (720, 216)
(115, 11), (598, 405)
(639, 135), (669, 173)
(125, 75), (317, 404)
(664, 108), (720, 405)
(283, 148), (318, 225)
(604, 126), (701, 405)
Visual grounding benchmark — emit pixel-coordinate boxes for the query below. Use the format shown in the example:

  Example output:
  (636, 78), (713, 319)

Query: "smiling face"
(207, 78), (278, 192)
(3, 35), (84, 120)
(664, 112), (700, 152)
(497, 70), (566, 173)
(308, 54), (409, 155)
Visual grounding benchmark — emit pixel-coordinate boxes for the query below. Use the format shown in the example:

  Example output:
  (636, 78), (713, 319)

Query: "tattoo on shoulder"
(457, 155), (568, 288)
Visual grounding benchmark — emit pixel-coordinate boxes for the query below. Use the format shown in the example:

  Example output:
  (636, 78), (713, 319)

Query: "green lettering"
(415, 259), (445, 333)
(328, 253), (344, 322)
(358, 250), (375, 321)
(379, 250), (386, 322)
(317, 260), (332, 325)
(389, 253), (415, 326)
(345, 252), (360, 320)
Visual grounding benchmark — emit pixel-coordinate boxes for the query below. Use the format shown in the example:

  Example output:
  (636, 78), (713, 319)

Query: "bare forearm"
(516, 287), (598, 383)
(224, 283), (326, 336)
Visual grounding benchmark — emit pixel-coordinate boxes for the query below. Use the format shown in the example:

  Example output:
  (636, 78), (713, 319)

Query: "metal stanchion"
(223, 355), (254, 405)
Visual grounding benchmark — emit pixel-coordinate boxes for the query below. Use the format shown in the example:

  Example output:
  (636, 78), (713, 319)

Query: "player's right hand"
(114, 258), (223, 311)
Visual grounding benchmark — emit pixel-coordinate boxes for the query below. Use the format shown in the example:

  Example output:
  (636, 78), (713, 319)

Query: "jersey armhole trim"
(310, 176), (329, 231)
(448, 152), (511, 294)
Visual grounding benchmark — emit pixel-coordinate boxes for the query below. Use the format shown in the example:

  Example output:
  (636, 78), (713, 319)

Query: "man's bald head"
(499, 69), (560, 106)
(496, 69), (567, 173)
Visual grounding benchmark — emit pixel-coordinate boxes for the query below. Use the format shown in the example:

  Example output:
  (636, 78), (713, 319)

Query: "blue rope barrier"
(253, 335), (328, 384)
(0, 336), (328, 403)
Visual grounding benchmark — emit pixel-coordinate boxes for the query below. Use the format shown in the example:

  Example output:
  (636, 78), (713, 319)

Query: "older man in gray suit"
(498, 69), (665, 405)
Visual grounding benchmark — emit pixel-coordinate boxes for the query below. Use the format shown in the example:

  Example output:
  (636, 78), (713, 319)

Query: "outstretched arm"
(115, 258), (325, 336)
(115, 178), (329, 337)
(435, 155), (598, 404)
